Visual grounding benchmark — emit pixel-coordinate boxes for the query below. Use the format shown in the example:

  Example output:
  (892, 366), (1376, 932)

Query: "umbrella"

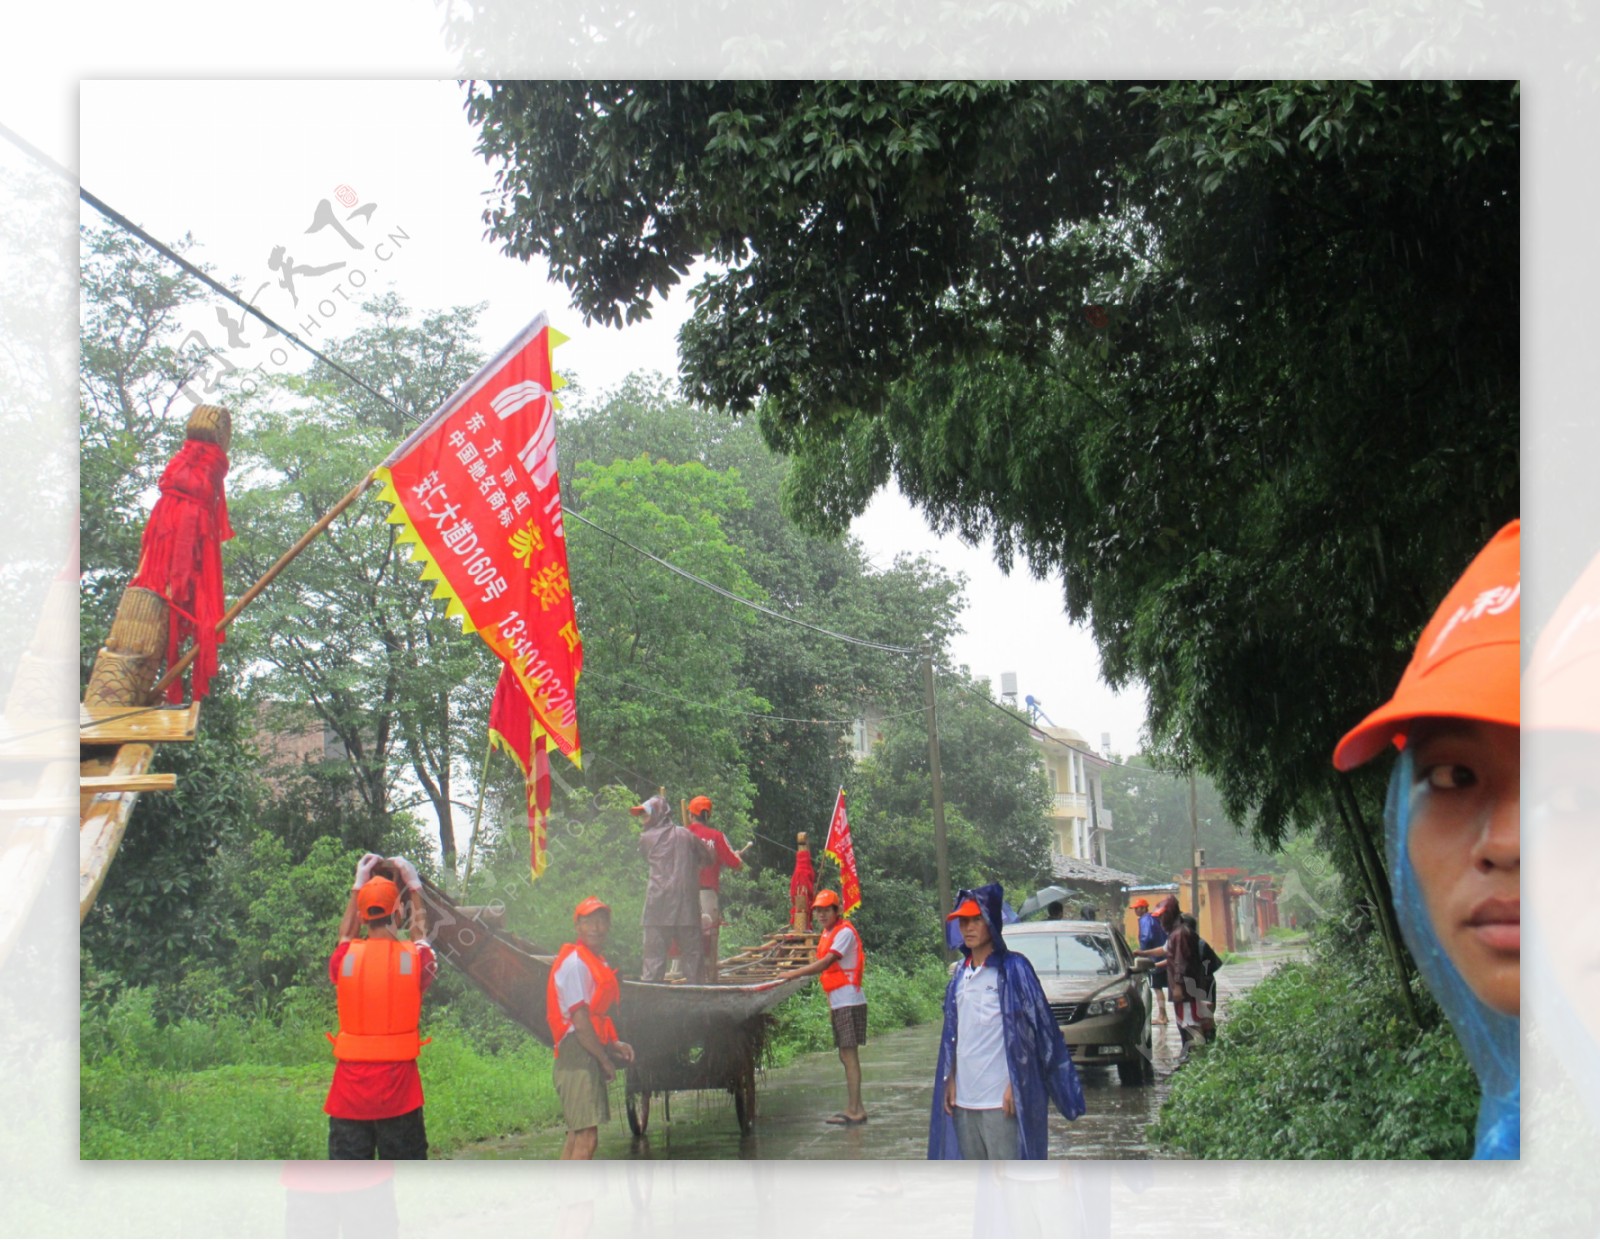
(1017, 885), (1074, 918)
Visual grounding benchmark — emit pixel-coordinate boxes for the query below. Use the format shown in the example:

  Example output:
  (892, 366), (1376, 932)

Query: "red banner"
(376, 314), (582, 766)
(824, 787), (862, 915)
(487, 661), (552, 879)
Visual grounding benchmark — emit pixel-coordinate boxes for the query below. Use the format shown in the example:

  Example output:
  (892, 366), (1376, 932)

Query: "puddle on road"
(450, 947), (1300, 1162)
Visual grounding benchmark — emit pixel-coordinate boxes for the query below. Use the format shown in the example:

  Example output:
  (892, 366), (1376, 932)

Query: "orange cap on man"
(688, 795), (713, 816)
(946, 898), (983, 921)
(357, 876), (400, 921)
(573, 896), (611, 922)
(812, 889), (841, 910)
(1333, 520), (1520, 771)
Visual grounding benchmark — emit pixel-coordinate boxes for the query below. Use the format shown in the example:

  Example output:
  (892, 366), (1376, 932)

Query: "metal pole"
(1188, 770), (1200, 925)
(922, 645), (953, 946)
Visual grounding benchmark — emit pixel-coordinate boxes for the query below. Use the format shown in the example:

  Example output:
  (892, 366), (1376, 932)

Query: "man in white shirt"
(943, 896), (1018, 1158)
(779, 889), (869, 1124)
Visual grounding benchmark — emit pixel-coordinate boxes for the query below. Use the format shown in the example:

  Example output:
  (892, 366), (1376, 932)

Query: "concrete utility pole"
(921, 644), (953, 947)
(1188, 770), (1201, 921)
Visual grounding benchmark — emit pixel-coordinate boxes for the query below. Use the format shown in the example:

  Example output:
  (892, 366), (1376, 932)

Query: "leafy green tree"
(78, 225), (261, 1001)
(1099, 758), (1282, 882)
(465, 81), (1519, 1010)
(561, 451), (770, 817)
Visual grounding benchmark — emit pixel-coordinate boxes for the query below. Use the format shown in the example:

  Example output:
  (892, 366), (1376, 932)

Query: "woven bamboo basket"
(105, 587), (168, 659)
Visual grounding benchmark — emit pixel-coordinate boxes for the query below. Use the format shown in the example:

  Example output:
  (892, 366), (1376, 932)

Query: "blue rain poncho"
(927, 883), (1086, 1159)
(1388, 748), (1519, 1159)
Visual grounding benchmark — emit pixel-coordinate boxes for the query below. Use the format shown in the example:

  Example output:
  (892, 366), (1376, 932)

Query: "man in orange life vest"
(325, 854), (434, 1160)
(547, 896), (636, 1159)
(779, 889), (869, 1124)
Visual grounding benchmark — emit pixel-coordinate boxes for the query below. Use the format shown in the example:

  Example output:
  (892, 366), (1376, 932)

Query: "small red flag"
(824, 787), (861, 916)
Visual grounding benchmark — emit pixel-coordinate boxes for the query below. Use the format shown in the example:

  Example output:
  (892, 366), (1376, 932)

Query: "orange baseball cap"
(688, 795), (713, 815)
(1131, 897), (1149, 910)
(1529, 544), (1600, 733)
(811, 890), (841, 909)
(574, 896), (611, 921)
(946, 898), (983, 921)
(357, 876), (400, 921)
(1333, 520), (1520, 771)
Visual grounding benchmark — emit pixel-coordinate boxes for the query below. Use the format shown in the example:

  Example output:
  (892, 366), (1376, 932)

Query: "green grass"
(80, 988), (569, 1160)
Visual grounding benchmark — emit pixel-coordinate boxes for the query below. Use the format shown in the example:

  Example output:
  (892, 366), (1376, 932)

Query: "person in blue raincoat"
(927, 883), (1086, 1159)
(1333, 519), (1520, 1160)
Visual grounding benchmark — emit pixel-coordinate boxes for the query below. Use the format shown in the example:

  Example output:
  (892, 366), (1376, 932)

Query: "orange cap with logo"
(1333, 519), (1520, 771)
(573, 896), (611, 921)
(811, 889), (841, 909)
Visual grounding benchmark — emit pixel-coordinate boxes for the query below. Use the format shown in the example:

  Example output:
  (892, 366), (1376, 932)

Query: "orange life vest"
(331, 938), (424, 1062)
(818, 918), (866, 993)
(546, 942), (621, 1056)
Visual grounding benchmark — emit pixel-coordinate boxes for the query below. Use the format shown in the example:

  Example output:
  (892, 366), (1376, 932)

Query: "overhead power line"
(80, 186), (404, 418)
(563, 508), (920, 655)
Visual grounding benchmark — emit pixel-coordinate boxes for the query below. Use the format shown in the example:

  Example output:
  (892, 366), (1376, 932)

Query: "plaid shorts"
(830, 1002), (868, 1050)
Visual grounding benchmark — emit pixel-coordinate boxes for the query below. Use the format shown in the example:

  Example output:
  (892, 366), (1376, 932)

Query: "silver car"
(1004, 920), (1155, 1084)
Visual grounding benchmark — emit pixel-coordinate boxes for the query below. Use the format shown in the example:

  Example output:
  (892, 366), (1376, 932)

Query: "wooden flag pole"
(150, 470), (378, 699)
(461, 734), (496, 898)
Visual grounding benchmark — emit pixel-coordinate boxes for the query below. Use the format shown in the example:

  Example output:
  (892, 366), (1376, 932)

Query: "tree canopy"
(465, 79), (1519, 857)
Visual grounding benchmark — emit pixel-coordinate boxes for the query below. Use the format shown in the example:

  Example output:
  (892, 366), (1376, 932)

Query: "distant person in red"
(325, 855), (434, 1160)
(687, 794), (751, 980)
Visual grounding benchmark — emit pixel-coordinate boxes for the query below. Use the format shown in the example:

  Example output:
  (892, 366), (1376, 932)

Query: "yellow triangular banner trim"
(369, 465), (479, 638)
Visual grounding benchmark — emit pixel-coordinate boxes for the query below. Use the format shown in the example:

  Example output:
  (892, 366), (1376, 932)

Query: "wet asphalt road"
(450, 943), (1302, 1161)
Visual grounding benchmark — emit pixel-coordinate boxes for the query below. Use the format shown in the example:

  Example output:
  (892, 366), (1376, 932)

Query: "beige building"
(1030, 725), (1114, 870)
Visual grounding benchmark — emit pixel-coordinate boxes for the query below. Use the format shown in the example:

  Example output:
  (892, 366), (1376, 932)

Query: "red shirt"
(324, 939), (436, 1121)
(689, 822), (743, 890)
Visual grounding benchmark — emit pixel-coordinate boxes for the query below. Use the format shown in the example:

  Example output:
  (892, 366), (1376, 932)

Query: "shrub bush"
(1151, 929), (1478, 1159)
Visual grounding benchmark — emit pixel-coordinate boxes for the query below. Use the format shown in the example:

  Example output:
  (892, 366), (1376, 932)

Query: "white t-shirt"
(825, 924), (865, 1010)
(954, 959), (1009, 1109)
(552, 951), (597, 1049)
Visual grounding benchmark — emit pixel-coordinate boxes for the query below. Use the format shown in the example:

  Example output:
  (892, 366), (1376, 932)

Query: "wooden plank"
(79, 702), (200, 746)
(80, 743), (154, 922)
(80, 772), (177, 793)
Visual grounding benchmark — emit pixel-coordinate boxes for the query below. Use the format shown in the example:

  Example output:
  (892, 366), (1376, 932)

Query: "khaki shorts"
(553, 1042), (612, 1132)
(830, 1002), (868, 1050)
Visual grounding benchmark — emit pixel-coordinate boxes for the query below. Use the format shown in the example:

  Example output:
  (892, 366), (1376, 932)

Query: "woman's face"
(1407, 719), (1521, 1015)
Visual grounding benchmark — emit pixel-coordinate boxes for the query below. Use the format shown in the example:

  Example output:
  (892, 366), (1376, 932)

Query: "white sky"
(77, 78), (1150, 752)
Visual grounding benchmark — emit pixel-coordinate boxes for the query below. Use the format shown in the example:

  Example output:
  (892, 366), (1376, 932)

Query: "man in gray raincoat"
(633, 794), (714, 982)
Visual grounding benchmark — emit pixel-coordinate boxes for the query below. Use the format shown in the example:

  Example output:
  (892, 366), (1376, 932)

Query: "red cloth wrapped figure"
(128, 406), (233, 703)
(790, 832), (816, 933)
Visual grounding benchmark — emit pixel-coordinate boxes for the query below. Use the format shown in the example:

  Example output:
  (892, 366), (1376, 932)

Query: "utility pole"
(921, 644), (953, 947)
(1188, 770), (1201, 923)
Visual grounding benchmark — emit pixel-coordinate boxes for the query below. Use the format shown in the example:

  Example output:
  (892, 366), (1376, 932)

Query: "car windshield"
(1009, 932), (1122, 976)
